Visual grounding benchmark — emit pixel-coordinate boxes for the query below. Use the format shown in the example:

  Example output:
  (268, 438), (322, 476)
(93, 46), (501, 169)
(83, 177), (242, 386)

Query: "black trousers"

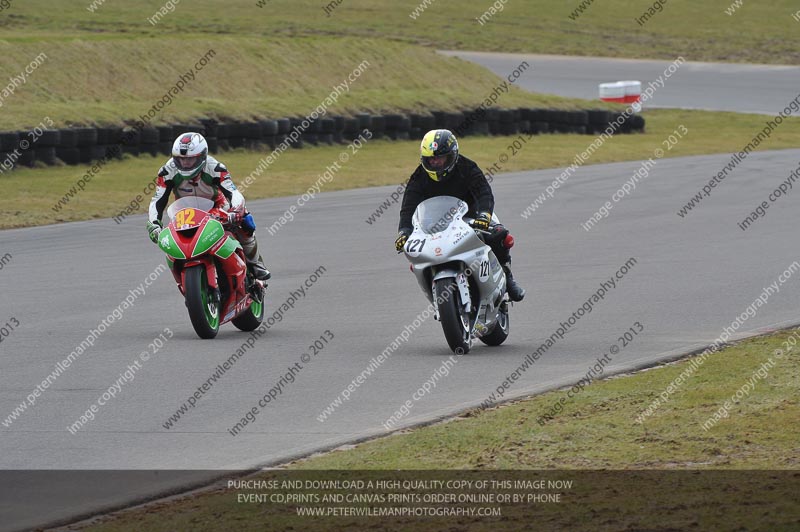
(485, 222), (512, 265)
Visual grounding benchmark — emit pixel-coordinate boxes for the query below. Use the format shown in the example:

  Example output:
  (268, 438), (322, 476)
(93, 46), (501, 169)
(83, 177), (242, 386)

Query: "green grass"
(2, 0), (799, 65)
(295, 329), (799, 470)
(77, 329), (800, 532)
(2, 1), (799, 129)
(0, 36), (594, 129)
(8, 108), (800, 230)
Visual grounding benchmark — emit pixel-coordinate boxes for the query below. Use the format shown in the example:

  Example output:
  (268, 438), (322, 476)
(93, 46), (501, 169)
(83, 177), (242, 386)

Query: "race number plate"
(175, 208), (199, 230)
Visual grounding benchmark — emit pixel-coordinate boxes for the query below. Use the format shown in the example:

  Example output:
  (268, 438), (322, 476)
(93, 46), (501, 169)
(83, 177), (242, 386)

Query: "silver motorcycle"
(404, 196), (510, 354)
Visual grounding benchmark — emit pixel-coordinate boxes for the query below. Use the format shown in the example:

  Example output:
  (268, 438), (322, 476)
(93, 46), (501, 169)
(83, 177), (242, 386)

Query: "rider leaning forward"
(146, 132), (271, 281)
(395, 129), (525, 302)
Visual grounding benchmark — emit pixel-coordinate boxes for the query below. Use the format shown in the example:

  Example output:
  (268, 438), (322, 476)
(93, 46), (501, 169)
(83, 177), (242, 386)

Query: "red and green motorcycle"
(157, 197), (265, 339)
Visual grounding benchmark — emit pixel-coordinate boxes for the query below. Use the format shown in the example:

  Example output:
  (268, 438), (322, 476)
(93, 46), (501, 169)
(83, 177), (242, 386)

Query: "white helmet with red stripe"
(171, 132), (208, 178)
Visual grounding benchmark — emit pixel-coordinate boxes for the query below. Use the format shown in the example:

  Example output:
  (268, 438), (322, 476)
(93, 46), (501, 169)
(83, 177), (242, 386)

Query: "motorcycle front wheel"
(479, 302), (509, 346)
(185, 265), (220, 339)
(433, 278), (471, 354)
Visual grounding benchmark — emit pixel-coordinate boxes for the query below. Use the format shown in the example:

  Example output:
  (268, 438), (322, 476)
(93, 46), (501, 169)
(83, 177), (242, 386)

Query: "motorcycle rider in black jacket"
(395, 129), (525, 302)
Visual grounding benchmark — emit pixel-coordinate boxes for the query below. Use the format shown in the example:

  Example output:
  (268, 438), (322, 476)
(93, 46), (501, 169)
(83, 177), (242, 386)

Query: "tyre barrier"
(0, 108), (643, 172)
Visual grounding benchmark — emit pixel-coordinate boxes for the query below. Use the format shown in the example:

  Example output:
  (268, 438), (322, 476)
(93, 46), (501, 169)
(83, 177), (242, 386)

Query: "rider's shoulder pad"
(158, 159), (178, 179)
(206, 155), (228, 176)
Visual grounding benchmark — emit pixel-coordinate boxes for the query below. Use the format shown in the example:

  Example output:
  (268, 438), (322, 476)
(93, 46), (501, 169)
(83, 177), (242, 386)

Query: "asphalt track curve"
(2, 149), (800, 530)
(441, 51), (800, 115)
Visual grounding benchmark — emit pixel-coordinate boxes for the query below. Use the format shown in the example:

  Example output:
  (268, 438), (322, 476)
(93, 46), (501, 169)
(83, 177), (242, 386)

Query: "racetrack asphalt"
(2, 149), (800, 530)
(441, 51), (800, 115)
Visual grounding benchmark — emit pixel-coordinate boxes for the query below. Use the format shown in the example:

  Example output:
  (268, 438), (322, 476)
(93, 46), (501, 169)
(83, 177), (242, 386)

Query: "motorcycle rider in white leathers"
(146, 132), (270, 281)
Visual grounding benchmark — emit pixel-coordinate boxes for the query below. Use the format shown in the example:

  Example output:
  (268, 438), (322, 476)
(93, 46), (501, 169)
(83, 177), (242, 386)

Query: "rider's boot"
(502, 262), (525, 302)
(248, 256), (271, 281)
(240, 234), (271, 281)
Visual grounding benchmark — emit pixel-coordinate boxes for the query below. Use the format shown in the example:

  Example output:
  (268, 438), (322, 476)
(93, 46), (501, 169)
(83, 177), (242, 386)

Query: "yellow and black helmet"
(420, 129), (459, 182)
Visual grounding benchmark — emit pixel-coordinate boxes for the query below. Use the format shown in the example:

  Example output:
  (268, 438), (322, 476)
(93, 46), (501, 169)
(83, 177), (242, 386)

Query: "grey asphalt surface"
(441, 51), (800, 115)
(3, 149), (800, 530)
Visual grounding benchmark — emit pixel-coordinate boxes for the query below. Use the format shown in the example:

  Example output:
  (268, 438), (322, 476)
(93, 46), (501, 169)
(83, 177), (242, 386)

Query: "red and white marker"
(599, 80), (642, 112)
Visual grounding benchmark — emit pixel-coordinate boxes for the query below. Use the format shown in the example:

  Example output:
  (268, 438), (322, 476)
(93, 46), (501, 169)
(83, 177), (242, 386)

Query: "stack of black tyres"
(260, 119), (278, 149)
(0, 108), (644, 172)
(0, 132), (20, 170)
(157, 126), (174, 156)
(32, 129), (59, 167)
(276, 118), (292, 147)
(139, 127), (159, 157)
(409, 114), (435, 140)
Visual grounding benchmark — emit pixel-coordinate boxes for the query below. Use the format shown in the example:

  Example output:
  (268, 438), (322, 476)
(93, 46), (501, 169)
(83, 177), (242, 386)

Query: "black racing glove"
(471, 212), (491, 232)
(395, 228), (412, 253)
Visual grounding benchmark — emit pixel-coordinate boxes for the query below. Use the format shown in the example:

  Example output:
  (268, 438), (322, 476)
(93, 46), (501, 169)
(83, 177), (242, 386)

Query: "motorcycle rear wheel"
(185, 265), (220, 339)
(433, 278), (471, 354)
(232, 289), (265, 331)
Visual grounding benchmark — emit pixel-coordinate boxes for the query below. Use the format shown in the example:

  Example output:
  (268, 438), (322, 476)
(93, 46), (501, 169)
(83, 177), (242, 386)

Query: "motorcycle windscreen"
(166, 196), (215, 221)
(413, 196), (468, 235)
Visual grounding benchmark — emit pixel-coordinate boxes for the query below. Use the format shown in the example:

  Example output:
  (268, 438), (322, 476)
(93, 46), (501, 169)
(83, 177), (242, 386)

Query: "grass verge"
(0, 35), (600, 129)
(294, 329), (799, 470)
(77, 328), (800, 532)
(7, 108), (800, 230)
(3, 0), (799, 65)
